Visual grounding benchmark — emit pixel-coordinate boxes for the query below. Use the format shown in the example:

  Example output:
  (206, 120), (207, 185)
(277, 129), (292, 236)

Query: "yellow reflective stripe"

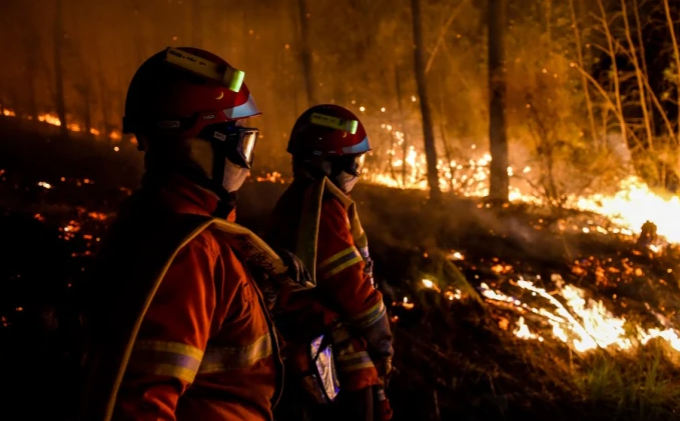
(336, 351), (375, 372)
(351, 301), (387, 329)
(319, 247), (356, 270)
(198, 333), (273, 373)
(127, 340), (204, 383)
(319, 247), (363, 279)
(134, 363), (199, 383)
(134, 340), (204, 360)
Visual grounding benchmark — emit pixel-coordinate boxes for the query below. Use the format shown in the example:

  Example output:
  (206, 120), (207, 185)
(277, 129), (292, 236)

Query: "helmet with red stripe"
(123, 47), (260, 149)
(288, 105), (371, 193)
(287, 104), (371, 157)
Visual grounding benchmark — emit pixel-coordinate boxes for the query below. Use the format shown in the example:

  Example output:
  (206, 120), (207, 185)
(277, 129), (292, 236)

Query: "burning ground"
(2, 121), (680, 420)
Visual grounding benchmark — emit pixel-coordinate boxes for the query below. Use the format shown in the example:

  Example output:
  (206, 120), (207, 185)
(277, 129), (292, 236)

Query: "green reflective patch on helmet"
(310, 112), (359, 134)
(347, 119), (358, 135)
(225, 69), (245, 93)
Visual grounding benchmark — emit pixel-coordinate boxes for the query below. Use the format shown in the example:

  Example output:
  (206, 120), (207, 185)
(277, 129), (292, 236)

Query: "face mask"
(221, 158), (250, 192)
(335, 170), (359, 193)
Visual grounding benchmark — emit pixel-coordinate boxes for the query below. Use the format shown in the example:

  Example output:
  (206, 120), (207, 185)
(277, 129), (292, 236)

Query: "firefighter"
(269, 105), (394, 421)
(80, 47), (307, 421)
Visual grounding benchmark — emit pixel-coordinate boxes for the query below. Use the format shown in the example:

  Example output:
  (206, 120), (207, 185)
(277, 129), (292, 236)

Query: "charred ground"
(1, 119), (680, 420)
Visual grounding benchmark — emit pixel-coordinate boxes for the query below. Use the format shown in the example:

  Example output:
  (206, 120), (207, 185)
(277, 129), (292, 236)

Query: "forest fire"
(477, 276), (680, 353)
(366, 145), (680, 246)
(2, 107), (122, 141)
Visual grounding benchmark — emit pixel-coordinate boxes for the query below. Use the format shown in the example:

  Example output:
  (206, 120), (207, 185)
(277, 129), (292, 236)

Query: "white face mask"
(221, 159), (250, 192)
(335, 170), (359, 193)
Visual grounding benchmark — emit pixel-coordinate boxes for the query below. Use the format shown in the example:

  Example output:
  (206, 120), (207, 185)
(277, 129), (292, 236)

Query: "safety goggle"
(198, 123), (259, 169)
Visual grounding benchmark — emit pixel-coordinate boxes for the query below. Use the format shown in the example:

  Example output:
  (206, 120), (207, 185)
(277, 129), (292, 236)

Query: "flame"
(38, 113), (62, 126)
(366, 135), (680, 245)
(479, 276), (680, 353)
(514, 317), (544, 342)
(256, 171), (286, 184)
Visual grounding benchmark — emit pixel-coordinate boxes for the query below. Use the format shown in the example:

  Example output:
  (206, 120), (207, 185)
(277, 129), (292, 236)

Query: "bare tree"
(621, 0), (654, 148)
(411, 0), (441, 202)
(394, 65), (409, 188)
(663, 0), (680, 143)
(569, 0), (598, 145)
(596, 0), (626, 144)
(488, 0), (508, 202)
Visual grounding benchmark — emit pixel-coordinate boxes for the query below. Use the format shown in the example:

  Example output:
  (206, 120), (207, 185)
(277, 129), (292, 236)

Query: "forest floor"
(1, 117), (679, 421)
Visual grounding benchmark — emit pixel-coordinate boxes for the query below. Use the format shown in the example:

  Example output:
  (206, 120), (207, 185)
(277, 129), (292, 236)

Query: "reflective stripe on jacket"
(82, 174), (282, 421)
(269, 178), (393, 391)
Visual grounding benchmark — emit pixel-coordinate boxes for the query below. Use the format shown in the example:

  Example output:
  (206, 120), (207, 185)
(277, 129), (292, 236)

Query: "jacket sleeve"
(113, 233), (218, 421)
(316, 198), (393, 358)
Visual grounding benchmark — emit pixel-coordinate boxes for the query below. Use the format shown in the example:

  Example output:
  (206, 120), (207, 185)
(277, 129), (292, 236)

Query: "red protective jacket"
(270, 180), (392, 392)
(103, 175), (280, 421)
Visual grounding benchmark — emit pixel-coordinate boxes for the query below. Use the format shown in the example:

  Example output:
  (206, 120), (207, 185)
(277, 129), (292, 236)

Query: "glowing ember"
(448, 251), (464, 260)
(37, 181), (52, 189)
(445, 289), (463, 301)
(256, 171), (285, 184)
(422, 278), (441, 292)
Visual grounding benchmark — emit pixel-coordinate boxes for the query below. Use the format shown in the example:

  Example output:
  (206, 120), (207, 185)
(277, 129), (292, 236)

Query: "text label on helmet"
(165, 47), (245, 93)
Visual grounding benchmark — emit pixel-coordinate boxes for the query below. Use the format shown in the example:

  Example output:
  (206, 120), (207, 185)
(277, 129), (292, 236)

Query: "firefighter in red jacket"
(80, 47), (306, 421)
(269, 105), (394, 421)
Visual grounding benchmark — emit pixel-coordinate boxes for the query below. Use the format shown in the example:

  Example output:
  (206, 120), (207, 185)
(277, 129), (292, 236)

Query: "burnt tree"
(488, 0), (508, 202)
(411, 0), (441, 202)
(53, 0), (68, 137)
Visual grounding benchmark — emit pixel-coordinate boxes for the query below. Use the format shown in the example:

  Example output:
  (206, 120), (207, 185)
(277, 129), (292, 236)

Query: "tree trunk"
(84, 83), (92, 137)
(297, 0), (315, 107)
(24, 35), (39, 121)
(94, 43), (110, 138)
(53, 0), (68, 137)
(394, 65), (409, 188)
(192, 0), (202, 47)
(439, 74), (456, 193)
(488, 0), (509, 202)
(411, 0), (441, 202)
